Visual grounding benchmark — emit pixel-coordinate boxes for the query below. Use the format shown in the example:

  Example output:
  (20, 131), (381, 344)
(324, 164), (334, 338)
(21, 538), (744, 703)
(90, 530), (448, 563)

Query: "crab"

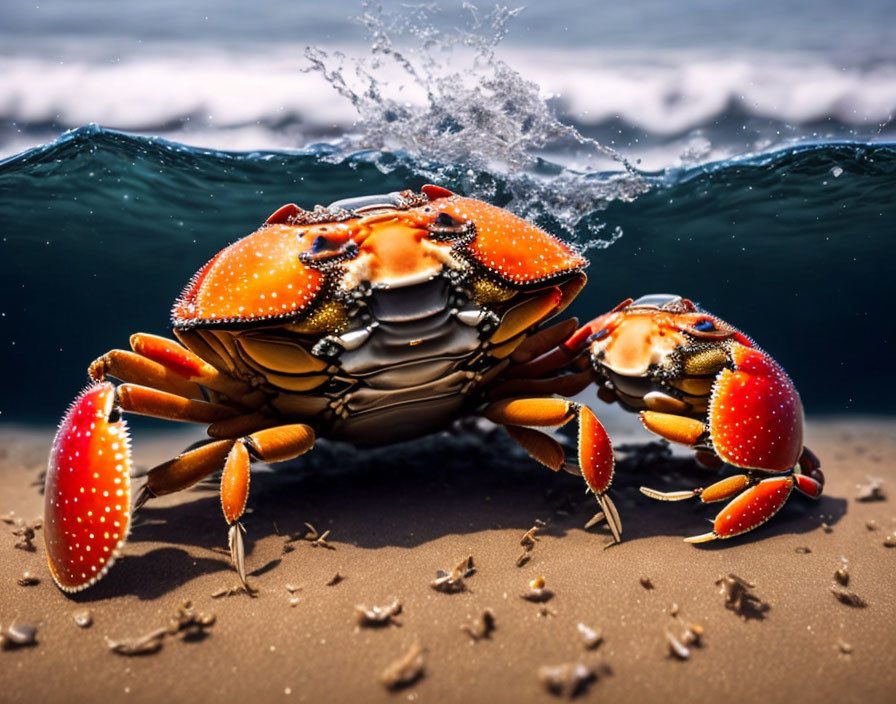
(43, 185), (823, 593)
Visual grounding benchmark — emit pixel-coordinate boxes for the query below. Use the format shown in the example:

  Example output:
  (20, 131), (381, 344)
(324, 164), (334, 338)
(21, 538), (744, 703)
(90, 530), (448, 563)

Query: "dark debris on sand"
(830, 586), (867, 608)
(356, 599), (403, 627)
(855, 477), (885, 502)
(538, 662), (611, 699)
(521, 576), (554, 603)
(106, 601), (216, 655)
(462, 609), (496, 641)
(715, 574), (770, 619)
(431, 555), (475, 593)
(8, 517), (42, 551)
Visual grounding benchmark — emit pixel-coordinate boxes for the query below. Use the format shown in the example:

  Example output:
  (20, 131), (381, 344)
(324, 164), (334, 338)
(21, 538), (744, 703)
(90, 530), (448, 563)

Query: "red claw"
(44, 382), (132, 592)
(709, 345), (804, 472)
(711, 476), (794, 538)
(687, 476), (795, 543)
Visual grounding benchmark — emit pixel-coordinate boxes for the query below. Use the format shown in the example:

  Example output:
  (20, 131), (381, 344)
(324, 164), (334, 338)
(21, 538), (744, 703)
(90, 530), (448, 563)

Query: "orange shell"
(172, 188), (585, 326)
(172, 224), (326, 327)
(709, 345), (804, 471)
(578, 405), (614, 494)
(433, 195), (586, 284)
(44, 382), (132, 592)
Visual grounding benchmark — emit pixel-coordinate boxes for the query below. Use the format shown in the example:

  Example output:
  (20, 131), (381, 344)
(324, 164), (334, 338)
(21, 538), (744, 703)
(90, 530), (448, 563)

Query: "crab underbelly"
(325, 382), (472, 446)
(205, 277), (507, 447)
(324, 298), (487, 446)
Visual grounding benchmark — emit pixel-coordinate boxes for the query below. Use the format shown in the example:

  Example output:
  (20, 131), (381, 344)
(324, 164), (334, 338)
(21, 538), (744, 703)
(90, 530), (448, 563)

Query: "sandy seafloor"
(1, 413), (894, 704)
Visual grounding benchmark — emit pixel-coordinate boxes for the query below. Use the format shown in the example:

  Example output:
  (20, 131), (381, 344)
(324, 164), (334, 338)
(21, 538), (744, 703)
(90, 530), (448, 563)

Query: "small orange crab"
(43, 185), (822, 593)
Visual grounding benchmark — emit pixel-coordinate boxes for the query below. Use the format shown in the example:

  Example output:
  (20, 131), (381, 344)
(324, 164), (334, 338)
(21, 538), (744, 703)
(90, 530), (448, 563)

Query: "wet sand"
(1, 415), (894, 703)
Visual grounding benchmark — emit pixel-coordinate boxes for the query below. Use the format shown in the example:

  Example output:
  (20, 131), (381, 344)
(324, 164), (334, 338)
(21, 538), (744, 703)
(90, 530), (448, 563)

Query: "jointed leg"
(637, 411), (824, 542)
(89, 348), (204, 399)
(484, 397), (621, 542)
(142, 423), (316, 587)
(130, 333), (254, 398)
(116, 383), (237, 424)
(90, 332), (258, 405)
(46, 334), (312, 593)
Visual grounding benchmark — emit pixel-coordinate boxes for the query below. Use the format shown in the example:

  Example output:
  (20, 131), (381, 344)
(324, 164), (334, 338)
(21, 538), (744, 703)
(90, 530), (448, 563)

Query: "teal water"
(0, 126), (893, 418)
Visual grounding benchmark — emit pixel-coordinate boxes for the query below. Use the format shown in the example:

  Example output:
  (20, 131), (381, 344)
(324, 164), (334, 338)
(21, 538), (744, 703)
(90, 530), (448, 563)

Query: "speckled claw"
(708, 345), (804, 472)
(684, 476), (795, 543)
(44, 382), (132, 592)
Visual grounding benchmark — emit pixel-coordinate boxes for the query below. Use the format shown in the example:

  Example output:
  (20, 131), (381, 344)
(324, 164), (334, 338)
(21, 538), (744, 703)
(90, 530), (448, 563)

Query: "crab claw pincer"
(44, 382), (132, 592)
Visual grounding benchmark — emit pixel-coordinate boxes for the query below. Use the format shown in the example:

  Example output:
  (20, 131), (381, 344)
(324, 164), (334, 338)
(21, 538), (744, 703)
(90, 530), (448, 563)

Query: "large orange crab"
(44, 185), (823, 593)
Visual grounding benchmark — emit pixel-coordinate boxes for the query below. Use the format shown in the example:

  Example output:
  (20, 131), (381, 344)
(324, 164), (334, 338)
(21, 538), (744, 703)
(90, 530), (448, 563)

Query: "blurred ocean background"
(0, 0), (894, 420)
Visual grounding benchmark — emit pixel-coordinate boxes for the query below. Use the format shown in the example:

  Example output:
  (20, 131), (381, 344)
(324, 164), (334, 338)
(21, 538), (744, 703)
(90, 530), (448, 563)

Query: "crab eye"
(300, 236), (358, 267)
(436, 212), (458, 227)
(311, 235), (341, 254)
(693, 319), (716, 332)
(589, 328), (610, 343)
(427, 210), (471, 242)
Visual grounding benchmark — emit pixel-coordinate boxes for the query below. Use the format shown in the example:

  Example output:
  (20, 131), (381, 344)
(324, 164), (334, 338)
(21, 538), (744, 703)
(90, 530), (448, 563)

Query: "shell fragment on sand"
(380, 641), (425, 690)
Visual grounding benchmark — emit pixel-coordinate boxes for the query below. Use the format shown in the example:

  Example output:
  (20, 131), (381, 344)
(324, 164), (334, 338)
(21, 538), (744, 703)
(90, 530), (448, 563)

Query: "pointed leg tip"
(583, 510), (605, 530)
(684, 531), (718, 544)
(639, 485), (662, 499)
(228, 522), (249, 589)
(640, 486), (698, 501)
(134, 483), (154, 510)
(598, 494), (622, 543)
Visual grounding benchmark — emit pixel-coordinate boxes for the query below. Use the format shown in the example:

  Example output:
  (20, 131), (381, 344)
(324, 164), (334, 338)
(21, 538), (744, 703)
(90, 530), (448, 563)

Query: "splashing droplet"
(304, 3), (648, 246)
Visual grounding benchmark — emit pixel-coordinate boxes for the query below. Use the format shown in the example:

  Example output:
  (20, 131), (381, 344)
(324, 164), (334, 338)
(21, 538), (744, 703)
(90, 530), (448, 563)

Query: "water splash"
(304, 3), (648, 244)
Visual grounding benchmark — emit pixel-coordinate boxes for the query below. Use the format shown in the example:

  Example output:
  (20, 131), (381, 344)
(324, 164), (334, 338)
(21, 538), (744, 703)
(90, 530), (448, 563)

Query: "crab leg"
(116, 383), (238, 424)
(142, 440), (237, 498)
(129, 333), (252, 398)
(222, 443), (251, 586)
(223, 424), (316, 587)
(207, 412), (284, 439)
(484, 398), (620, 542)
(89, 349), (204, 399)
(489, 288), (563, 345)
(143, 423), (316, 588)
(641, 474), (754, 504)
(639, 411), (708, 447)
(91, 336), (266, 417)
(642, 469), (824, 543)
(509, 317), (579, 364)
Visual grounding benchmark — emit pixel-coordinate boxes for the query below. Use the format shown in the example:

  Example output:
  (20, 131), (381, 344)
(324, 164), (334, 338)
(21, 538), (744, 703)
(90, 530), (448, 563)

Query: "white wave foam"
(533, 49), (896, 134)
(2, 44), (894, 165)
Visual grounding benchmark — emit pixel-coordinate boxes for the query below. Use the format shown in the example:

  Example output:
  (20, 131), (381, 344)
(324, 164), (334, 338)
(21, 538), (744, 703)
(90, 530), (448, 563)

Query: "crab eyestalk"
(44, 382), (133, 592)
